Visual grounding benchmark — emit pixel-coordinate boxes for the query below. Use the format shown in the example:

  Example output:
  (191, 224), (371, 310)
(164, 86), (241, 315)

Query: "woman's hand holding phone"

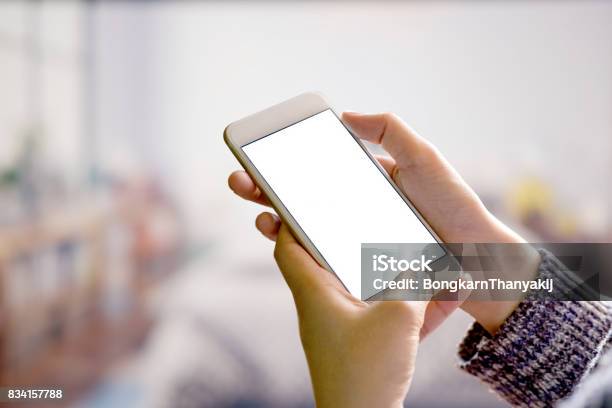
(268, 222), (427, 408)
(228, 111), (539, 406)
(229, 112), (535, 332)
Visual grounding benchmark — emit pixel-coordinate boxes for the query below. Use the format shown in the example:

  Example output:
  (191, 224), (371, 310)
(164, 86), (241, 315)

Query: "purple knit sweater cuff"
(457, 250), (612, 407)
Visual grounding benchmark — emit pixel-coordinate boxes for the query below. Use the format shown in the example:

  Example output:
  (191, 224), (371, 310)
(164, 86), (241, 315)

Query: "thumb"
(342, 111), (440, 171)
(274, 224), (346, 303)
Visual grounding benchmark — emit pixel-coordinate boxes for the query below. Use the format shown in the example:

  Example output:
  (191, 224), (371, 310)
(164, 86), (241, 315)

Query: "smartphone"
(225, 92), (457, 300)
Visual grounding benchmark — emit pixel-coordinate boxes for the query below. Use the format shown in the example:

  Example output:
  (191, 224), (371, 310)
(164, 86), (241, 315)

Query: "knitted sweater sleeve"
(457, 250), (612, 407)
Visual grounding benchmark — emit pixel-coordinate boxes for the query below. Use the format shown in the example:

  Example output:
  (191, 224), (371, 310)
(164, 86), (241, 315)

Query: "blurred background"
(0, 1), (611, 407)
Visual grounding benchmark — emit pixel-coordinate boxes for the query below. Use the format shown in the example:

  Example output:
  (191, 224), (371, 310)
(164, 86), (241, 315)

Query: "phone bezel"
(224, 92), (459, 299)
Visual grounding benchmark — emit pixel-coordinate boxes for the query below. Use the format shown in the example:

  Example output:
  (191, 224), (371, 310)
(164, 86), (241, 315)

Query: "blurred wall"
(104, 0), (612, 246)
(0, 2), (86, 191)
(92, 3), (163, 181)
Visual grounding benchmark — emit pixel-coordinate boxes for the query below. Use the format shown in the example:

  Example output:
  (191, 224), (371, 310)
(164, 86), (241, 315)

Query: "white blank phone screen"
(242, 109), (439, 297)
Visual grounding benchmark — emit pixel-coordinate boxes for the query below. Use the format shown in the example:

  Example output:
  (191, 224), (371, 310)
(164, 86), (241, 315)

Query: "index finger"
(228, 170), (271, 207)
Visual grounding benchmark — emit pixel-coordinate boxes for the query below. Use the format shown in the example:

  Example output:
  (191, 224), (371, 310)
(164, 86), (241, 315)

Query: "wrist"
(461, 300), (521, 334)
(459, 216), (542, 334)
(314, 386), (406, 408)
(313, 378), (408, 408)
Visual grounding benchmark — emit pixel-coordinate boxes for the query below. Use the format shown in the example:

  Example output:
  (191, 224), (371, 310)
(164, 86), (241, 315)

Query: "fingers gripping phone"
(225, 92), (455, 300)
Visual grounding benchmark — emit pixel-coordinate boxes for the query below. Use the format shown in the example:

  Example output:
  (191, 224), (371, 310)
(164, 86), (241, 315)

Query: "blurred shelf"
(0, 200), (113, 261)
(1, 307), (151, 408)
(0, 189), (183, 406)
